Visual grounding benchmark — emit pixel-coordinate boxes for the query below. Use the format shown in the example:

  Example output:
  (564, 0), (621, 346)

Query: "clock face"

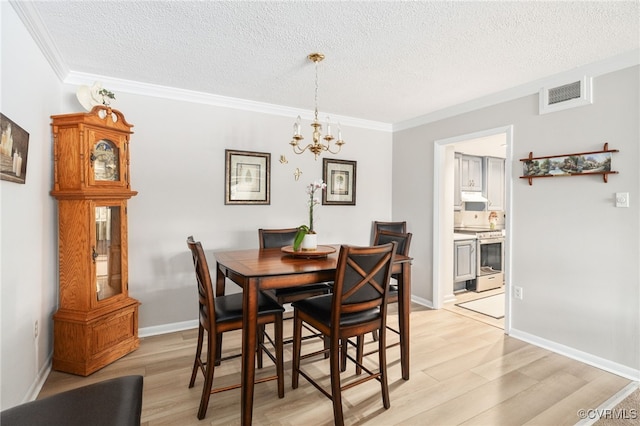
(93, 140), (119, 181)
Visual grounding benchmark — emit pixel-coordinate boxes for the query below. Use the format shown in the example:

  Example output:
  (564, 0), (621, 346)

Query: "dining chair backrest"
(259, 228), (298, 249)
(374, 230), (412, 257)
(331, 242), (397, 321)
(372, 221), (407, 244)
(186, 236), (216, 335)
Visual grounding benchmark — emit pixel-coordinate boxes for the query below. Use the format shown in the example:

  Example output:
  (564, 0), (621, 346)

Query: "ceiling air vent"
(539, 75), (593, 115)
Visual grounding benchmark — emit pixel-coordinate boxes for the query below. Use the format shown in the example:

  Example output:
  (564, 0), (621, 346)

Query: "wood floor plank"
(523, 372), (633, 426)
(424, 335), (529, 382)
(461, 371), (587, 425)
(402, 370), (540, 424)
(470, 343), (550, 381)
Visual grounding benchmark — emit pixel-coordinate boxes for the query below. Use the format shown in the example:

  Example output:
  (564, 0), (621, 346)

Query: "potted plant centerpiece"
(293, 179), (327, 251)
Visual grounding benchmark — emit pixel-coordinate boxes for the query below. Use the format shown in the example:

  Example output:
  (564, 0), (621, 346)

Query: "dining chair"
(291, 242), (397, 426)
(186, 236), (285, 420)
(371, 220), (407, 244)
(356, 230), (412, 373)
(258, 228), (333, 304)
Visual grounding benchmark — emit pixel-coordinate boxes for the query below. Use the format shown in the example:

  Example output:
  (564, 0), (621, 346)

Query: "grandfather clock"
(51, 106), (140, 376)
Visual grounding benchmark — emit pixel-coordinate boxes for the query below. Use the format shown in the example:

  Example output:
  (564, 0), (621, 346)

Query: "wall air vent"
(539, 75), (593, 115)
(548, 81), (581, 104)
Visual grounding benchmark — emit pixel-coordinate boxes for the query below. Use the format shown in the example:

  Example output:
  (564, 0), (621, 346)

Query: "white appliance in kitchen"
(454, 226), (504, 292)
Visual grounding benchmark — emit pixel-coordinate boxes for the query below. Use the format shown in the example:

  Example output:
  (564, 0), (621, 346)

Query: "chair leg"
(197, 329), (216, 420)
(340, 338), (347, 372)
(330, 334), (345, 426)
(189, 324), (204, 388)
(275, 314), (285, 398)
(355, 335), (364, 375)
(324, 335), (330, 359)
(215, 332), (223, 366)
(257, 324), (265, 369)
(291, 311), (302, 389)
(378, 327), (390, 409)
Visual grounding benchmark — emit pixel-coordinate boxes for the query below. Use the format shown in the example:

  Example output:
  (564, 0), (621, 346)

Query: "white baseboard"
(411, 295), (434, 309)
(510, 328), (640, 381)
(139, 319), (198, 338)
(25, 352), (52, 403)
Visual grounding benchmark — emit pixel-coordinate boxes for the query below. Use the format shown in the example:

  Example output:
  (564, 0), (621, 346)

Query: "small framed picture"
(0, 113), (30, 184)
(322, 158), (356, 205)
(225, 149), (270, 205)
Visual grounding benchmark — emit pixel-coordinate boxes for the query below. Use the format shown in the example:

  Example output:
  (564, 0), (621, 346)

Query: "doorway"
(432, 125), (513, 333)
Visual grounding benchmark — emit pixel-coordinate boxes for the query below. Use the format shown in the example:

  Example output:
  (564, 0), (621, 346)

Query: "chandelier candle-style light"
(290, 53), (345, 160)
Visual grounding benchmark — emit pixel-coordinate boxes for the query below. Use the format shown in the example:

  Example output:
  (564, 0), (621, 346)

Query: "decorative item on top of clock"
(76, 82), (116, 111)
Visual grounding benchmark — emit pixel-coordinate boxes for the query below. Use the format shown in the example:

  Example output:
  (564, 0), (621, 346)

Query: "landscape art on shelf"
(522, 152), (612, 177)
(519, 143), (618, 185)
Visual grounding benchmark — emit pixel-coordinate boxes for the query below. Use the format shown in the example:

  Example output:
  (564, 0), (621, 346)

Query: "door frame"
(432, 125), (513, 333)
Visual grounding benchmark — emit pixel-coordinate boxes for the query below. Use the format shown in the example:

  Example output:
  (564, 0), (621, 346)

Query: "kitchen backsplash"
(454, 210), (505, 228)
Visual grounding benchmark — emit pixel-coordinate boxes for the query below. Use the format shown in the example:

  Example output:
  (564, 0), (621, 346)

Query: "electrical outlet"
(513, 286), (523, 300)
(34, 320), (39, 338)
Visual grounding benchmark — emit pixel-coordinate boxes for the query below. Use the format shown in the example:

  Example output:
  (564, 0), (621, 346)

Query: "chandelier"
(290, 53), (345, 160)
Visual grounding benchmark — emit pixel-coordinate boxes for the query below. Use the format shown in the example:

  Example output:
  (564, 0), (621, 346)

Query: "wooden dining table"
(214, 244), (412, 425)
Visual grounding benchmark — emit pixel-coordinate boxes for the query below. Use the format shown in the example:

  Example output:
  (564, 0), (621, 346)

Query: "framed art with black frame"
(322, 158), (356, 205)
(225, 149), (270, 205)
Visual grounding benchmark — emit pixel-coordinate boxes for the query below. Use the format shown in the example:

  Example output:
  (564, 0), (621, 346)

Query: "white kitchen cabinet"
(454, 153), (462, 210)
(460, 155), (483, 191)
(485, 156), (505, 211)
(454, 239), (476, 283)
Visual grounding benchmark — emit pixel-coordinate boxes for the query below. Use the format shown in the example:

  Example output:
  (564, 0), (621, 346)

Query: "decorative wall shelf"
(520, 143), (618, 185)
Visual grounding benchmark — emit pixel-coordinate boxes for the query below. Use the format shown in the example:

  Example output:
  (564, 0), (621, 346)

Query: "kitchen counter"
(454, 233), (478, 241)
(454, 225), (504, 232)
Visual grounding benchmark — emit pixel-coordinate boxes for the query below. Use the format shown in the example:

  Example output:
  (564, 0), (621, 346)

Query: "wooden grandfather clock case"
(51, 106), (140, 376)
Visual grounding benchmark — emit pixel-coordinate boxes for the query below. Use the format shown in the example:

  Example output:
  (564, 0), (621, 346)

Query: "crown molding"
(9, 0), (68, 80)
(64, 71), (393, 132)
(393, 49), (640, 132)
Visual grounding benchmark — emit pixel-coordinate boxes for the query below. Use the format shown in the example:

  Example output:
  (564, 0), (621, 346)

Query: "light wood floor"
(39, 304), (631, 425)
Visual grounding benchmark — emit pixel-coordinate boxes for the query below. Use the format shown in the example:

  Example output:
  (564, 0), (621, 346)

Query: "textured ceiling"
(19, 1), (640, 124)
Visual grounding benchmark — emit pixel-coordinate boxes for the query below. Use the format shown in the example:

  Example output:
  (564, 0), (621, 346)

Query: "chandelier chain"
(314, 59), (319, 122)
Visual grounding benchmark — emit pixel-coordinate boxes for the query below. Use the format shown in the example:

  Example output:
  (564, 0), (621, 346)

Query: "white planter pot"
(300, 233), (318, 251)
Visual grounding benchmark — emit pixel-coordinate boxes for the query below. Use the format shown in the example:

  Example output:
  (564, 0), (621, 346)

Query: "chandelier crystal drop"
(289, 53), (345, 160)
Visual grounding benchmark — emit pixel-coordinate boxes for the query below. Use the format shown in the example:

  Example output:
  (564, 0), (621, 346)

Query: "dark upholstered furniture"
(371, 220), (407, 244)
(292, 243), (397, 426)
(0, 375), (143, 426)
(187, 236), (284, 420)
(357, 230), (413, 372)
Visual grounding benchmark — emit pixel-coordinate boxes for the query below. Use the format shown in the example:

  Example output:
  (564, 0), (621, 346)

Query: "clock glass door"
(95, 205), (123, 301)
(92, 139), (119, 181)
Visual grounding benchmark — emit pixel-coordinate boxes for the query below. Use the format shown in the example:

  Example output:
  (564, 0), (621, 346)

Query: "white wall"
(1, 3), (60, 409)
(393, 66), (640, 374)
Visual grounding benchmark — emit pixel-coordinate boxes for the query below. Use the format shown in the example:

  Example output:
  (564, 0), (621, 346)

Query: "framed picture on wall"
(322, 158), (356, 205)
(225, 149), (270, 205)
(0, 113), (30, 184)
